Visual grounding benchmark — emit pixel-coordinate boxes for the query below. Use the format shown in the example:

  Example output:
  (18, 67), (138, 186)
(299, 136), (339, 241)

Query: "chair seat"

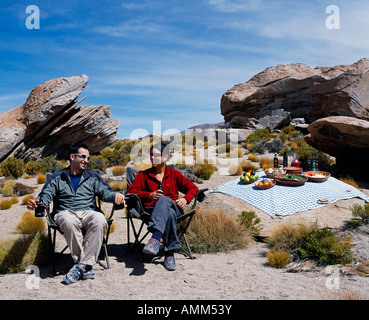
(125, 188), (208, 259)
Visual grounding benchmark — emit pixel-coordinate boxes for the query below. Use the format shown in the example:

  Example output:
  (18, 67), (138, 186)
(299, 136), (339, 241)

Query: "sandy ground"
(0, 167), (369, 302)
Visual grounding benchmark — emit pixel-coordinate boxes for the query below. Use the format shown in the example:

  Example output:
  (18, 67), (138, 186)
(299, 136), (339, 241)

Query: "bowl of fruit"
(240, 170), (259, 184)
(255, 179), (276, 189)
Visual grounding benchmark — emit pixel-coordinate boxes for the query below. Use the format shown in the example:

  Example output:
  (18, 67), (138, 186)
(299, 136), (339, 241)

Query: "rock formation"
(0, 75), (119, 161)
(220, 58), (369, 180)
(220, 58), (369, 131)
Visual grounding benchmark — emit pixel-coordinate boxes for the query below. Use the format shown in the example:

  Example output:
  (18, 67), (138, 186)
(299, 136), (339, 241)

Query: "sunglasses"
(74, 154), (90, 161)
(150, 153), (162, 158)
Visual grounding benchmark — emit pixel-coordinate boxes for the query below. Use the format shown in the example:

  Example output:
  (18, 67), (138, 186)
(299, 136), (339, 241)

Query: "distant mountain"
(180, 122), (224, 134)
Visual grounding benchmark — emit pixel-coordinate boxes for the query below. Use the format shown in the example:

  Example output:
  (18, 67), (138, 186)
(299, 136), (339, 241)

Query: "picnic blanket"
(209, 171), (369, 216)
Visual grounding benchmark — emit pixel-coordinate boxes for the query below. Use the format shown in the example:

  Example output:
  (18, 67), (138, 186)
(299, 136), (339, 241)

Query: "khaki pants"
(54, 210), (108, 266)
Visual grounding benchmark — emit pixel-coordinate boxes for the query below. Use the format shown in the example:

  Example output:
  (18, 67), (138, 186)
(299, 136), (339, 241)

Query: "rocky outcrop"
(305, 116), (369, 155)
(305, 116), (369, 178)
(221, 58), (369, 131)
(0, 75), (119, 161)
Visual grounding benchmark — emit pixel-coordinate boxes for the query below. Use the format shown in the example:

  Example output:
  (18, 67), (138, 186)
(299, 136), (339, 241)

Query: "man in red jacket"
(127, 142), (198, 271)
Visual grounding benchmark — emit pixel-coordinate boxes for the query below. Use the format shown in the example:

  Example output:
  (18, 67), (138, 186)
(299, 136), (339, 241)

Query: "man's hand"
(27, 199), (39, 211)
(175, 198), (187, 209)
(149, 189), (164, 201)
(114, 193), (125, 204)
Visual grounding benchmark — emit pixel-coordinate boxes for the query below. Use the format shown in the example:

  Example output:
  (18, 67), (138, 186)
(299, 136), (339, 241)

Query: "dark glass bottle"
(273, 154), (278, 168)
(283, 151), (288, 168)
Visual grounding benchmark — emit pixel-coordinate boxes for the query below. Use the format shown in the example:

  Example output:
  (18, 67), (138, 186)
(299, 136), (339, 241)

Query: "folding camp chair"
(36, 197), (124, 275)
(124, 166), (208, 260)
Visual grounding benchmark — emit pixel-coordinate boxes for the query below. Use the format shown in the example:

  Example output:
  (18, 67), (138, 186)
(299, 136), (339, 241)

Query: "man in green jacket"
(27, 142), (125, 284)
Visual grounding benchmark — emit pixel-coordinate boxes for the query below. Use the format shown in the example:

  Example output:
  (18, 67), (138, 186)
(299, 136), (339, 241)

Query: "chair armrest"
(191, 188), (208, 209)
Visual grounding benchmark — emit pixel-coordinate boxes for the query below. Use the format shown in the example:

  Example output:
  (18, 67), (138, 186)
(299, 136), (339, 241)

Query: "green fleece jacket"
(38, 167), (116, 213)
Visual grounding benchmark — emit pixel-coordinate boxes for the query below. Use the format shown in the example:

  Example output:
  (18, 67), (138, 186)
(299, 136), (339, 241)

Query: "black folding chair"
(124, 167), (208, 259)
(37, 198), (124, 275)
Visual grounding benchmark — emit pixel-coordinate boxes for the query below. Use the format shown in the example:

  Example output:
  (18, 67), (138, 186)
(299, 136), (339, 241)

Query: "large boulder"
(305, 116), (369, 179)
(221, 58), (369, 130)
(0, 75), (119, 161)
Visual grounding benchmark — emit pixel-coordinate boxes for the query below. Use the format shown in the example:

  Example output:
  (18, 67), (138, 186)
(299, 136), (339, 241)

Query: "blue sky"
(1, 0), (369, 139)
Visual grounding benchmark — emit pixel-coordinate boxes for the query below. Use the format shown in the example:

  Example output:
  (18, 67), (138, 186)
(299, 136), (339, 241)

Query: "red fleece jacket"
(126, 165), (199, 208)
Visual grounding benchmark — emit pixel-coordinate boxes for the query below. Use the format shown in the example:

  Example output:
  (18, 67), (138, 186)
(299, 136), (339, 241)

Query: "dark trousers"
(146, 196), (183, 252)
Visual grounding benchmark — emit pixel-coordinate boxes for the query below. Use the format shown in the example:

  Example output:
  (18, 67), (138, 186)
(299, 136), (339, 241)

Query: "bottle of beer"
(312, 160), (316, 171)
(158, 181), (164, 192)
(273, 154), (278, 168)
(35, 195), (45, 217)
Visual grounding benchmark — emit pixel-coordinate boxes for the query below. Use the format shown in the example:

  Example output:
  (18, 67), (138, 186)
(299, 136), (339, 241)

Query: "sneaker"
(143, 238), (160, 255)
(82, 268), (95, 280)
(164, 254), (176, 271)
(63, 264), (83, 285)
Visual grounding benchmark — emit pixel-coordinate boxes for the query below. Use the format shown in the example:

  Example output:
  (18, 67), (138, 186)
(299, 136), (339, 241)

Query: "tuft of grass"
(15, 211), (46, 234)
(237, 211), (263, 237)
(339, 177), (358, 188)
(185, 208), (252, 254)
(228, 164), (243, 176)
(0, 199), (13, 210)
(0, 232), (49, 274)
(22, 194), (35, 205)
(266, 250), (290, 268)
(267, 223), (315, 252)
(247, 153), (259, 162)
(267, 223), (353, 266)
(349, 203), (369, 226)
(240, 160), (259, 172)
(259, 157), (274, 170)
(36, 173), (46, 184)
(3, 180), (16, 197)
(112, 166), (125, 176)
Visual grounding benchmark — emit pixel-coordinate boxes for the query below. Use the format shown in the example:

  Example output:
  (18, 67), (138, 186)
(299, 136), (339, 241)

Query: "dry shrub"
(11, 195), (19, 204)
(267, 223), (316, 252)
(240, 159), (259, 172)
(339, 177), (358, 188)
(3, 180), (16, 197)
(266, 249), (290, 268)
(134, 163), (152, 171)
(228, 164), (243, 176)
(112, 166), (125, 176)
(247, 153), (259, 162)
(22, 194), (35, 205)
(15, 211), (46, 234)
(0, 232), (49, 274)
(109, 180), (127, 191)
(0, 199), (13, 210)
(185, 208), (252, 254)
(36, 173), (46, 184)
(325, 288), (367, 300)
(259, 157), (274, 170)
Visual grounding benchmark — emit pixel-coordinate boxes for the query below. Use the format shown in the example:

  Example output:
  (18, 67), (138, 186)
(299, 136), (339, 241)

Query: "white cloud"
(209, 0), (263, 13)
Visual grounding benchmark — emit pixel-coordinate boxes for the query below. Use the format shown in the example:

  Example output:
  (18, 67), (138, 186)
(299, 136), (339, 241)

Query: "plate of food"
(255, 179), (276, 189)
(303, 171), (331, 182)
(264, 167), (286, 178)
(274, 174), (308, 186)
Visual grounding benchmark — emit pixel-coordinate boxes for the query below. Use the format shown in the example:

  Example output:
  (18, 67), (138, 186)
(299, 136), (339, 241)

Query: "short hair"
(150, 141), (170, 159)
(69, 142), (90, 155)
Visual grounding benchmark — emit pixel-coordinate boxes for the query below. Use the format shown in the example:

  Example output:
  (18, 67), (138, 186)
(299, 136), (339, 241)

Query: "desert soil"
(0, 164), (369, 302)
